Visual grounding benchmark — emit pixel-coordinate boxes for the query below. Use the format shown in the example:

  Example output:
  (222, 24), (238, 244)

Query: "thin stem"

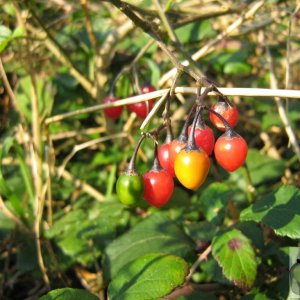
(151, 141), (162, 172)
(186, 106), (202, 150)
(242, 163), (256, 204)
(110, 39), (155, 95)
(265, 43), (300, 162)
(159, 1), (265, 86)
(140, 90), (170, 131)
(186, 245), (212, 282)
(25, 2), (95, 98)
(178, 103), (196, 142)
(81, 0), (98, 49)
(106, 0), (204, 83)
(154, 0), (178, 43)
(165, 122), (173, 144)
(127, 134), (147, 173)
(44, 87), (300, 125)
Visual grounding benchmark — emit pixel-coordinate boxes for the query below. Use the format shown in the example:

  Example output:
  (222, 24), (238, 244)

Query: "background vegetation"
(0, 0), (299, 299)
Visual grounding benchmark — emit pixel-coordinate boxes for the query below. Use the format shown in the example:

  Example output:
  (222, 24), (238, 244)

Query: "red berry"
(214, 132), (248, 172)
(157, 143), (176, 177)
(187, 124), (215, 155)
(128, 85), (156, 119)
(168, 139), (187, 171)
(210, 101), (238, 131)
(143, 168), (174, 208)
(141, 85), (156, 94)
(103, 96), (123, 120)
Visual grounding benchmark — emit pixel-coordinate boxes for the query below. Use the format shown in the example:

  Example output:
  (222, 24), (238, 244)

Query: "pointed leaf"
(200, 182), (232, 225)
(103, 212), (195, 281)
(108, 253), (189, 300)
(240, 185), (300, 239)
(212, 229), (257, 289)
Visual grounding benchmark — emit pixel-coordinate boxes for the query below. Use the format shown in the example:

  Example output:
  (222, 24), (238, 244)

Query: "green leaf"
(240, 185), (300, 239)
(176, 20), (215, 43)
(228, 149), (285, 188)
(246, 150), (285, 186)
(12, 26), (25, 39)
(13, 141), (34, 208)
(47, 208), (118, 265)
(40, 288), (98, 300)
(143, 58), (160, 87)
(103, 212), (195, 281)
(224, 62), (251, 75)
(236, 222), (264, 249)
(0, 25), (24, 53)
(0, 137), (23, 217)
(212, 229), (257, 289)
(200, 182), (231, 225)
(108, 253), (189, 300)
(0, 25), (12, 39)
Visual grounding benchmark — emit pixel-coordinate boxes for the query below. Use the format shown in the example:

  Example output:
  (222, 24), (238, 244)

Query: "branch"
(44, 87), (300, 124)
(159, 0), (265, 86)
(105, 0), (204, 84)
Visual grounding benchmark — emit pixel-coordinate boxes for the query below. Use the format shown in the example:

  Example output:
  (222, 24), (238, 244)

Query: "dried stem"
(186, 245), (212, 282)
(265, 44), (300, 162)
(14, 3), (50, 288)
(45, 87), (300, 125)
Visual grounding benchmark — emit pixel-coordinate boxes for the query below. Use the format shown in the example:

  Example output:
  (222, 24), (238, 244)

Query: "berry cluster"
(103, 85), (156, 120)
(115, 87), (248, 208)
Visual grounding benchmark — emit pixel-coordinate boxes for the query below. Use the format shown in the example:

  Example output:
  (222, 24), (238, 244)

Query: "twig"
(106, 0), (205, 84)
(81, 0), (98, 50)
(0, 58), (26, 124)
(45, 87), (300, 125)
(265, 45), (300, 162)
(154, 0), (178, 43)
(0, 196), (30, 234)
(58, 132), (128, 177)
(186, 245), (212, 282)
(285, 3), (300, 91)
(140, 90), (170, 130)
(110, 39), (155, 95)
(15, 3), (50, 287)
(54, 168), (105, 202)
(159, 0), (265, 86)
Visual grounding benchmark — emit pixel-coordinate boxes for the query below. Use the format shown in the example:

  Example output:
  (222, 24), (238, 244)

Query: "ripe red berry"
(103, 96), (123, 120)
(143, 159), (174, 208)
(157, 143), (176, 177)
(214, 132), (248, 172)
(141, 85), (156, 94)
(210, 101), (238, 131)
(169, 139), (187, 171)
(128, 85), (156, 119)
(187, 123), (215, 155)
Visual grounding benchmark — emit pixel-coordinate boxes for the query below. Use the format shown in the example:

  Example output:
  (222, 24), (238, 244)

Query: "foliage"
(0, 0), (299, 299)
